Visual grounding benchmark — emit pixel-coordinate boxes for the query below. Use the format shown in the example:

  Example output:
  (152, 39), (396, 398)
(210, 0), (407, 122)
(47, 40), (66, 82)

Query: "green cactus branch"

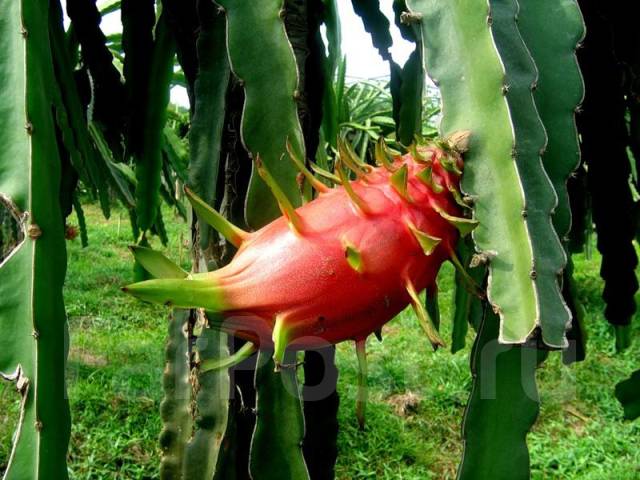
(0, 1), (70, 478)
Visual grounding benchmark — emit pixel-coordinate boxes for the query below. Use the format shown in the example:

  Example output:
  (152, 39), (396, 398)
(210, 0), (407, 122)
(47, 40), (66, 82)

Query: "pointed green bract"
(374, 137), (397, 171)
(337, 137), (371, 175)
(129, 246), (188, 279)
(390, 164), (410, 201)
(355, 338), (368, 430)
(434, 207), (478, 237)
(405, 280), (445, 348)
(310, 161), (342, 185)
(123, 277), (227, 311)
(184, 187), (249, 248)
(335, 159), (370, 214)
(0, 1), (70, 476)
(286, 140), (329, 193)
(407, 223), (441, 255)
(250, 351), (310, 480)
(405, 0), (539, 344)
(200, 341), (258, 373)
(272, 315), (293, 371)
(216, 0), (304, 229)
(255, 156), (303, 232)
(416, 166), (443, 193)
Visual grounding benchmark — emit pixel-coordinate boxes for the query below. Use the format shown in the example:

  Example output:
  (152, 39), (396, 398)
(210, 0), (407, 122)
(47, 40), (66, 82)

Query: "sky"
(97, 0), (415, 107)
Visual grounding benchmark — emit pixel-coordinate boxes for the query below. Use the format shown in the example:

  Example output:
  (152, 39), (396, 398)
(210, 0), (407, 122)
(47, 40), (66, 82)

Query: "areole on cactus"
(122, 132), (478, 372)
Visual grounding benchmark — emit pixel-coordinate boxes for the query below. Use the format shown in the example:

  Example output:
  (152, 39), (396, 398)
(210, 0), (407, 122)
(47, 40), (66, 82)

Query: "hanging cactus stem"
(406, 279), (445, 349)
(184, 186), (249, 248)
(255, 155), (304, 232)
(355, 338), (368, 430)
(286, 139), (330, 194)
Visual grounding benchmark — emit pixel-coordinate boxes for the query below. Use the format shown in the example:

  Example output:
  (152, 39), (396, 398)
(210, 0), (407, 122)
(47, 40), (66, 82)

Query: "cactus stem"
(407, 223), (441, 255)
(335, 158), (371, 215)
(355, 338), (368, 430)
(390, 164), (411, 202)
(255, 155), (303, 233)
(405, 279), (445, 349)
(286, 139), (330, 193)
(374, 137), (398, 172)
(185, 186), (249, 248)
(200, 341), (257, 372)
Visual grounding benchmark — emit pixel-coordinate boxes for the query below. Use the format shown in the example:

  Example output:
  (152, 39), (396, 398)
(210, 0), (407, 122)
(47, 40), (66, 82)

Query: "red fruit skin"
(212, 148), (463, 349)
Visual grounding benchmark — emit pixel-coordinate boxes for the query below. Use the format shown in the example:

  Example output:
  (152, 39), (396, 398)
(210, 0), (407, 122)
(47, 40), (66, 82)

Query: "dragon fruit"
(123, 133), (476, 371)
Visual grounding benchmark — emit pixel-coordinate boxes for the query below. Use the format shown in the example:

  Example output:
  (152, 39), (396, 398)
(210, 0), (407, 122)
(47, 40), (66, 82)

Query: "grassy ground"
(1, 202), (639, 479)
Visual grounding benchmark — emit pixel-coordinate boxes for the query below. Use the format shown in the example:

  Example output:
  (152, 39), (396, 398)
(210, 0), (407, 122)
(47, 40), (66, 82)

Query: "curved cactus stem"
(310, 161), (342, 185)
(615, 369), (640, 420)
(129, 245), (188, 279)
(407, 222), (441, 256)
(355, 338), (368, 430)
(216, 0), (305, 229)
(490, 0), (575, 347)
(255, 156), (303, 233)
(374, 137), (397, 172)
(184, 186), (249, 248)
(122, 277), (227, 311)
(459, 307), (543, 479)
(187, 1), (230, 249)
(405, 0), (543, 345)
(183, 326), (230, 480)
(405, 279), (445, 349)
(200, 342), (257, 373)
(0, 1), (71, 476)
(250, 350), (310, 479)
(159, 310), (192, 479)
(286, 139), (329, 194)
(335, 158), (370, 215)
(390, 164), (411, 201)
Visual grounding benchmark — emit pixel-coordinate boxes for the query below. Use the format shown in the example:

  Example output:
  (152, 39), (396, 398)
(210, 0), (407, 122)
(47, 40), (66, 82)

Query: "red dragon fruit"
(123, 133), (476, 372)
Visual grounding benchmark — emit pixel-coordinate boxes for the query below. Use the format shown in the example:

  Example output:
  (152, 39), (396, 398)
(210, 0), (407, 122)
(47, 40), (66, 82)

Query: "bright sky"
(98, 0), (415, 106)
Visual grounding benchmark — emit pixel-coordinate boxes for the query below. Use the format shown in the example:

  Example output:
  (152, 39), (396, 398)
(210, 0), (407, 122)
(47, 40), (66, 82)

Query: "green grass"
(1, 202), (639, 479)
